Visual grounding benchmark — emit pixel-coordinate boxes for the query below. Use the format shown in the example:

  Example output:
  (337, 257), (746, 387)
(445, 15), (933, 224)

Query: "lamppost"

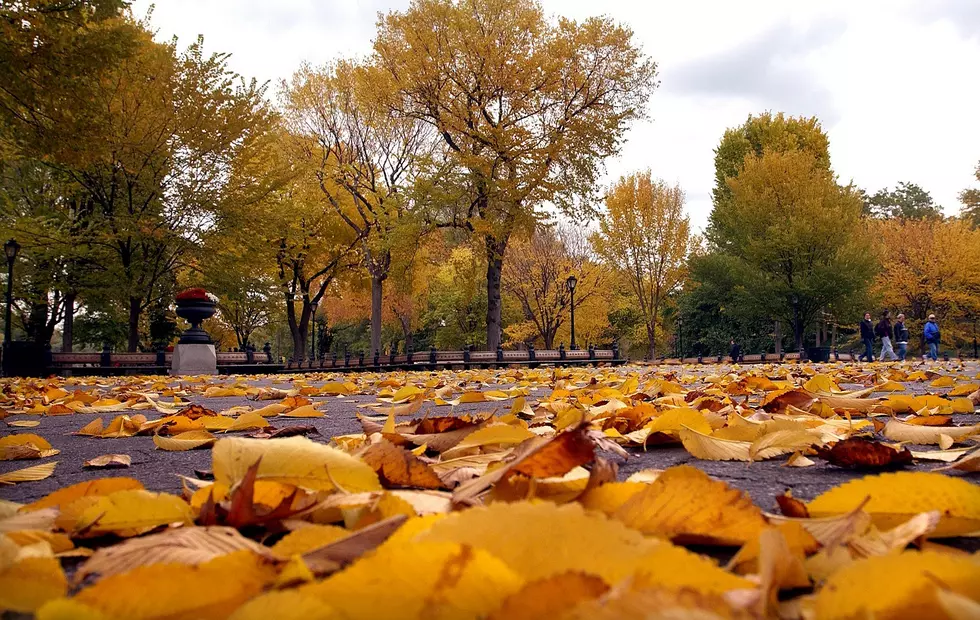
(310, 301), (318, 362)
(791, 294), (802, 355)
(677, 317), (684, 360)
(3, 239), (20, 377)
(566, 274), (578, 350)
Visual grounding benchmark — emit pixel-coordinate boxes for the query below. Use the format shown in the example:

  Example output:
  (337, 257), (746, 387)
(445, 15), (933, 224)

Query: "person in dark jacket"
(894, 314), (909, 361)
(859, 312), (874, 362)
(729, 339), (741, 363)
(924, 314), (940, 361)
(875, 311), (897, 361)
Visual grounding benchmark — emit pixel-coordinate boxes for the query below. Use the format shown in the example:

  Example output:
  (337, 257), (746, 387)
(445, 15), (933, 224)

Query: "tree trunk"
(399, 314), (413, 353)
(485, 236), (507, 350)
(127, 297), (141, 352)
(774, 320), (782, 355)
(371, 274), (383, 356)
(62, 292), (75, 352)
(646, 322), (656, 360)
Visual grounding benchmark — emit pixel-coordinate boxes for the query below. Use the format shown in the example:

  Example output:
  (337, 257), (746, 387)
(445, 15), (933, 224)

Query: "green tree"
(713, 148), (875, 348)
(709, 112), (829, 252)
(373, 0), (657, 349)
(864, 182), (942, 220)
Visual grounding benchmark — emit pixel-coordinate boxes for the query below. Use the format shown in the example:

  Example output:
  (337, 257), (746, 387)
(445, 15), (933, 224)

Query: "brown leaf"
(816, 438), (913, 469)
(301, 514), (407, 575)
(452, 428), (594, 505)
(776, 491), (810, 518)
(359, 439), (445, 490)
(175, 404), (218, 419)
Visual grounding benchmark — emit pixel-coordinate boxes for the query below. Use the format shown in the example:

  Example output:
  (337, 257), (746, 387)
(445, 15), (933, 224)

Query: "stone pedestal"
(171, 343), (217, 376)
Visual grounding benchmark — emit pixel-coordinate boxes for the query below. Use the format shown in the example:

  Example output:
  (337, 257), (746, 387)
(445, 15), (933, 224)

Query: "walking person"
(924, 314), (941, 361)
(894, 314), (909, 361)
(860, 312), (875, 362)
(729, 339), (741, 363)
(876, 311), (897, 361)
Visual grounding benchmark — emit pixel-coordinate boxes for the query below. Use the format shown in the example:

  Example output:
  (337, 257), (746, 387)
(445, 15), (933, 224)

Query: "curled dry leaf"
(83, 454), (132, 469)
(152, 430), (217, 451)
(359, 439), (444, 490)
(883, 420), (980, 445)
(815, 437), (913, 469)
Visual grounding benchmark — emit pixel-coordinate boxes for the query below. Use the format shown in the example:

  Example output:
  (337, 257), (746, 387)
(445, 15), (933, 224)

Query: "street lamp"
(791, 293), (801, 354)
(310, 301), (318, 362)
(677, 317), (684, 360)
(566, 275), (578, 350)
(4, 239), (19, 345)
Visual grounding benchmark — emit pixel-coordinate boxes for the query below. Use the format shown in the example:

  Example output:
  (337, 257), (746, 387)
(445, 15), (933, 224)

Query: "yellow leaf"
(949, 383), (980, 397)
(444, 424), (534, 452)
(807, 472), (980, 536)
(249, 403), (288, 417)
(201, 415), (236, 431)
(930, 376), (956, 388)
(75, 490), (193, 536)
(0, 433), (52, 451)
(271, 525), (349, 557)
(679, 426), (751, 461)
(228, 590), (335, 620)
(613, 465), (767, 545)
(278, 404), (324, 418)
(74, 550), (276, 619)
(814, 551), (980, 619)
(418, 501), (659, 583)
(35, 599), (108, 620)
(74, 418), (104, 437)
(749, 430), (823, 461)
(299, 541), (523, 620)
(224, 412), (270, 432)
(6, 420), (40, 428)
(645, 408), (711, 436)
(883, 420), (980, 445)
(487, 572), (608, 620)
(0, 461), (57, 485)
(152, 430), (216, 451)
(0, 557), (66, 613)
(803, 374), (842, 394)
(23, 478), (143, 511)
(212, 437), (381, 493)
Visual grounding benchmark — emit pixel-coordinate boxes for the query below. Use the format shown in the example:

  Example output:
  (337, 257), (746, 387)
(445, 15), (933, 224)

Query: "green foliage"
(864, 182), (942, 220)
(960, 161), (980, 228)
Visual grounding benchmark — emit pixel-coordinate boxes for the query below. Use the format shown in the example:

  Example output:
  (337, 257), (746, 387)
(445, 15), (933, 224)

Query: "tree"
(715, 148), (875, 349)
(592, 173), (691, 359)
(872, 217), (980, 352)
(502, 223), (604, 349)
(709, 112), (829, 253)
(864, 182), (942, 220)
(960, 161), (980, 227)
(373, 0), (657, 349)
(284, 61), (432, 356)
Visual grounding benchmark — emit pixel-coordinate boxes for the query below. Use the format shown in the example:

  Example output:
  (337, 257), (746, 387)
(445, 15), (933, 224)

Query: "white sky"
(133, 0), (980, 231)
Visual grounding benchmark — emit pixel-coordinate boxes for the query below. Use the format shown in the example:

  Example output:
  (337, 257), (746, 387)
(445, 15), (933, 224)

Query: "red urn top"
(176, 288), (217, 302)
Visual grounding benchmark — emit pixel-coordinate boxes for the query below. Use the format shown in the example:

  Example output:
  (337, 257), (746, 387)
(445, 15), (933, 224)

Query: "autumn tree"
(961, 160), (980, 227)
(872, 217), (980, 352)
(713, 148), (875, 349)
(864, 182), (942, 220)
(502, 223), (604, 349)
(592, 172), (690, 359)
(284, 61), (431, 356)
(373, 0), (657, 349)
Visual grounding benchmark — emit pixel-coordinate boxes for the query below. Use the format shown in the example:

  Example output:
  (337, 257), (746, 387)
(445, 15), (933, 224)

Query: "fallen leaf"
(815, 437), (913, 469)
(678, 426), (751, 461)
(6, 420), (40, 428)
(813, 551), (980, 619)
(227, 590), (335, 620)
(0, 557), (66, 613)
(212, 436), (381, 493)
(883, 420), (980, 445)
(74, 490), (193, 536)
(360, 440), (444, 489)
(613, 465), (767, 545)
(487, 572), (609, 620)
(0, 461), (57, 485)
(83, 454), (132, 469)
(807, 471), (980, 536)
(224, 412), (271, 433)
(152, 430), (217, 451)
(23, 478), (144, 511)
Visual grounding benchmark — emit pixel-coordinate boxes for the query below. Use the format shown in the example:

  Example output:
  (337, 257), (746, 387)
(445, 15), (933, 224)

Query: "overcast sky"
(132, 0), (980, 231)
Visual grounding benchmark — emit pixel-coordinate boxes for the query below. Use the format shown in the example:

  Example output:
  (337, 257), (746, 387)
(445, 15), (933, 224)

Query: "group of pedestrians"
(859, 311), (941, 362)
